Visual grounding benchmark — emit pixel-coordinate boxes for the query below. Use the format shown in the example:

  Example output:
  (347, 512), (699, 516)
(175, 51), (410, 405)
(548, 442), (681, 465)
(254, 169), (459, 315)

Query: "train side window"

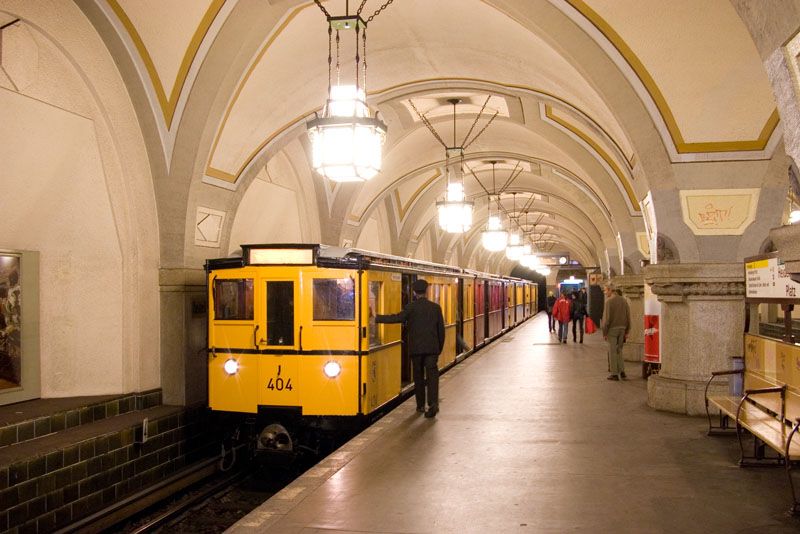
(368, 281), (382, 347)
(266, 281), (294, 345)
(213, 279), (254, 320)
(313, 278), (355, 321)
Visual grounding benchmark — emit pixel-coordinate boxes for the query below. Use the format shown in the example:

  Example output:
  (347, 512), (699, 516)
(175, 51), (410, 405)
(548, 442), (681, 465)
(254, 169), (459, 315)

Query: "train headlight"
(323, 361), (341, 378)
(223, 359), (239, 375)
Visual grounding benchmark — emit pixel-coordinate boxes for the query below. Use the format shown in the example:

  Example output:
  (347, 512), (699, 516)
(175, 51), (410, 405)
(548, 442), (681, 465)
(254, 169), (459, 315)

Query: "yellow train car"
(206, 244), (535, 454)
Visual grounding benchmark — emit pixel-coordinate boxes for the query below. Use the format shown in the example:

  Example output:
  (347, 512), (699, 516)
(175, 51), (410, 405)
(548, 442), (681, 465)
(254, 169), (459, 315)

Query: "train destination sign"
(745, 257), (800, 300)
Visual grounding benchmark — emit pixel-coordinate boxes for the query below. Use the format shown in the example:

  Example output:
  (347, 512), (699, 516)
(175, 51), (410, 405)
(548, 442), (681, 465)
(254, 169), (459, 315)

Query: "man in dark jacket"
(571, 290), (586, 343)
(375, 279), (445, 418)
(546, 291), (556, 332)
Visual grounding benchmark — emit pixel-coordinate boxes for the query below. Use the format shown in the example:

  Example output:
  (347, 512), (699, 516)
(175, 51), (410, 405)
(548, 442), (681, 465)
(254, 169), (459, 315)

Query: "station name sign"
(248, 248), (314, 265)
(745, 257), (800, 300)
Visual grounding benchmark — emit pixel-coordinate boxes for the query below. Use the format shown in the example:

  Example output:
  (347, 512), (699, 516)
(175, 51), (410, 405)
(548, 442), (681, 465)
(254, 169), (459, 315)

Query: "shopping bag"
(585, 316), (597, 334)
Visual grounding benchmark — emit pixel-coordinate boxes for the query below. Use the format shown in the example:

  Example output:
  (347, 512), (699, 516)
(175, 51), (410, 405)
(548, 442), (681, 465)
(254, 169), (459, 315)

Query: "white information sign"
(745, 257), (800, 299)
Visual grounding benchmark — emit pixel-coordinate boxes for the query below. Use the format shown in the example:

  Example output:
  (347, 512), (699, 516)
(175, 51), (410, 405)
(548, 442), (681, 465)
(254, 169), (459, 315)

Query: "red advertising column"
(643, 283), (661, 376)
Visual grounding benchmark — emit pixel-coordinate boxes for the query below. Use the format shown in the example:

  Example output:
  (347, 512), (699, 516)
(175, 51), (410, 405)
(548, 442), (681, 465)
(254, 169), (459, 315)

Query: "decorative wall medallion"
(679, 189), (760, 235)
(195, 206), (226, 248)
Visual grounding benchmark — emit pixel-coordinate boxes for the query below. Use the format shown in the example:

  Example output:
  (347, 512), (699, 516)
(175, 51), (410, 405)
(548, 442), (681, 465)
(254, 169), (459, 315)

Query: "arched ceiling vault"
(84, 0), (784, 272)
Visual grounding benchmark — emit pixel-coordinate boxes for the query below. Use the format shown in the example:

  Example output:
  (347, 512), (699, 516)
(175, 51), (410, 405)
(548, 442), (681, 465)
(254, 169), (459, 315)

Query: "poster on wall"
(0, 254), (21, 390)
(643, 283), (661, 364)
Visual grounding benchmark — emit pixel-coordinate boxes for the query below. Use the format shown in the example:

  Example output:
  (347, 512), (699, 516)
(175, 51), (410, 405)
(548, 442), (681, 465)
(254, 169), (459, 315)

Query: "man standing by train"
(601, 283), (630, 381)
(375, 279), (445, 418)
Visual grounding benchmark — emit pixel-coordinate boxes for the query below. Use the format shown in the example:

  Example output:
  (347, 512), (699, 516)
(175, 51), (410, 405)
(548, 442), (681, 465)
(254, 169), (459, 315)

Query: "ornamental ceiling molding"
(204, 75), (635, 188)
(345, 150), (616, 235)
(101, 0), (232, 167)
(541, 103), (640, 214)
(556, 0), (783, 163)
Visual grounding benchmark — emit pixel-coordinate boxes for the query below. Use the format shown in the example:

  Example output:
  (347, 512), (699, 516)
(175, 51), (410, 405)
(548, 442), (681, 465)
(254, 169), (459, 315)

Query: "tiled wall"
(0, 404), (216, 533)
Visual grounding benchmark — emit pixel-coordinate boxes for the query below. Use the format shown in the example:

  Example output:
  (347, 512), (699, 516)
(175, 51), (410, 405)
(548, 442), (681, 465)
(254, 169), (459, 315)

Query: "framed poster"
(0, 250), (40, 405)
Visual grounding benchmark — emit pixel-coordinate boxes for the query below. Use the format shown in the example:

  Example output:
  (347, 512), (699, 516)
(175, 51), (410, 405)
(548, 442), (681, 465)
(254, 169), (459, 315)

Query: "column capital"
(643, 263), (744, 302)
(612, 274), (644, 299)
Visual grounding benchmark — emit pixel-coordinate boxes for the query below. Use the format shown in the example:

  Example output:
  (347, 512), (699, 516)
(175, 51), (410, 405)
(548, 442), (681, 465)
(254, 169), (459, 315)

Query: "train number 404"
(266, 377), (293, 391)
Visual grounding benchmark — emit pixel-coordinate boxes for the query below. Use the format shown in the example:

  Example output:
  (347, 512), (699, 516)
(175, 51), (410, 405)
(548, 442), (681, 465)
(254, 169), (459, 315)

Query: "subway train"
(206, 244), (537, 455)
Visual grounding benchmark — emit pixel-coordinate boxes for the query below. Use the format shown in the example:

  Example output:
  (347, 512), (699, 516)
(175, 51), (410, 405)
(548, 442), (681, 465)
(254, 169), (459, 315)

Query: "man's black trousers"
(412, 353), (439, 409)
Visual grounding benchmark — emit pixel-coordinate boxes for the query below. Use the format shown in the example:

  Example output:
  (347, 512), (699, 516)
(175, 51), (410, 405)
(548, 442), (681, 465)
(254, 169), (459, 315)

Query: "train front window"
(213, 279), (253, 320)
(266, 281), (294, 345)
(313, 278), (355, 321)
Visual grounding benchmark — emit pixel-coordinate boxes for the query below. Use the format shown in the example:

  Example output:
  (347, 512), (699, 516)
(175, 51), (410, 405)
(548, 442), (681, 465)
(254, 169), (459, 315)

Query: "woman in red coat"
(552, 293), (572, 344)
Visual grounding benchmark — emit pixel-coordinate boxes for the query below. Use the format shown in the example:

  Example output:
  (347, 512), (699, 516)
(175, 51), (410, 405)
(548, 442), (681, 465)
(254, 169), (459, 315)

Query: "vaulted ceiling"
(76, 0), (784, 274)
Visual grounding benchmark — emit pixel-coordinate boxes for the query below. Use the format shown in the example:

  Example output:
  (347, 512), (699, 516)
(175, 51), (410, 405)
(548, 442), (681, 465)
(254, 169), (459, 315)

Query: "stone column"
(644, 263), (745, 415)
(613, 274), (644, 363)
(160, 268), (208, 406)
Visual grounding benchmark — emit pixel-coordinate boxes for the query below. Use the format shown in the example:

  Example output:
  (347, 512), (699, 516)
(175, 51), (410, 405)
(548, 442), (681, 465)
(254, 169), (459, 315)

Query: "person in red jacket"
(552, 292), (572, 344)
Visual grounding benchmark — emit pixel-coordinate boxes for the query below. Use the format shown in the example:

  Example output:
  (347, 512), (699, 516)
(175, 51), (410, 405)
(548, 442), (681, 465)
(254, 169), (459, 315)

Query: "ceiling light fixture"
(481, 161), (509, 251)
(411, 95), (499, 234)
(308, 1), (394, 182)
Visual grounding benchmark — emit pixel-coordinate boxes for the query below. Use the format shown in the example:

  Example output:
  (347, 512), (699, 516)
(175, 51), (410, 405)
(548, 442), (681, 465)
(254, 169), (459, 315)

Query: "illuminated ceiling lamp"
(411, 95), (499, 234)
(307, 0), (393, 182)
(505, 194), (526, 260)
(481, 162), (508, 252)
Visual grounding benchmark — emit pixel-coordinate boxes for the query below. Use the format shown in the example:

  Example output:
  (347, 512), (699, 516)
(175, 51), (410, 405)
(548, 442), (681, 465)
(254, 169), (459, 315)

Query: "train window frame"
(368, 280), (382, 347)
(312, 277), (356, 322)
(212, 278), (254, 321)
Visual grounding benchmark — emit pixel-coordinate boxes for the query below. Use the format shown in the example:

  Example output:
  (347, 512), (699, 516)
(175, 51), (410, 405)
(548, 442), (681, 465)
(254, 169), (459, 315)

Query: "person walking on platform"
(546, 291), (556, 332)
(601, 283), (630, 380)
(552, 292), (572, 343)
(571, 291), (586, 343)
(375, 279), (445, 418)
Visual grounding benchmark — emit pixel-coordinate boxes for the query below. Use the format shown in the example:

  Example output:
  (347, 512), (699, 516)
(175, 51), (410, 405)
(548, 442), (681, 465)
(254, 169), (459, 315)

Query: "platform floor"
(229, 314), (800, 533)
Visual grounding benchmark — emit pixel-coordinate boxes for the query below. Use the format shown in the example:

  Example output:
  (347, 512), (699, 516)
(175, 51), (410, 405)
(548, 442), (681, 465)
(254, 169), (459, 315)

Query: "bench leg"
(707, 412), (736, 436)
(737, 432), (783, 467)
(785, 423), (800, 515)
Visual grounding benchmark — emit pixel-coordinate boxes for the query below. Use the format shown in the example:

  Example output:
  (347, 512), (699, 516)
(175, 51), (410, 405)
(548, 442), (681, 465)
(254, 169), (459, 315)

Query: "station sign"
(745, 257), (800, 300)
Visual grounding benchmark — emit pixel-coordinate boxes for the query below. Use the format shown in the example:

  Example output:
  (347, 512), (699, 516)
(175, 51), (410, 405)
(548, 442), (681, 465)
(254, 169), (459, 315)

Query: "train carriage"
(207, 244), (535, 454)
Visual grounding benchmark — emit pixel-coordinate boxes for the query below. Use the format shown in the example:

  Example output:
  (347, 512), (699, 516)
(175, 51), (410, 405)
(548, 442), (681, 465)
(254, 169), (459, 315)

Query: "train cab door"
(456, 278), (464, 355)
(255, 273), (301, 408)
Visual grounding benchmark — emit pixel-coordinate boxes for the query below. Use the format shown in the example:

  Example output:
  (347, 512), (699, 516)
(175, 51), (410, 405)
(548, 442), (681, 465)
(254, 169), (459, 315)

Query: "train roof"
(207, 243), (534, 283)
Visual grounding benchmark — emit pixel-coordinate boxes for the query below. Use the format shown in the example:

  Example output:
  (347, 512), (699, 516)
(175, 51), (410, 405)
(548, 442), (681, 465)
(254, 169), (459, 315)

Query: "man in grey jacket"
(375, 279), (445, 417)
(601, 283), (630, 381)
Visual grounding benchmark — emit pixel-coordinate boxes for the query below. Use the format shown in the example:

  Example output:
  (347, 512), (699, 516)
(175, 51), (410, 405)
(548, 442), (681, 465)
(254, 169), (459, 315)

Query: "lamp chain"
(463, 109), (499, 150)
(362, 27), (368, 93)
(335, 29), (341, 85)
(460, 95), (490, 147)
(355, 23), (360, 92)
(313, 0), (331, 18)
(408, 100), (447, 148)
(327, 23), (333, 98)
(366, 0), (395, 23)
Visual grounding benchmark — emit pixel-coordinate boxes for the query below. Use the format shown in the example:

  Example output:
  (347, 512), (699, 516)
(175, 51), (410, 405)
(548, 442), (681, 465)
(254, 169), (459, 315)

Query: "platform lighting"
(520, 251), (539, 269)
(790, 209), (800, 224)
(536, 266), (551, 276)
(307, 4), (393, 182)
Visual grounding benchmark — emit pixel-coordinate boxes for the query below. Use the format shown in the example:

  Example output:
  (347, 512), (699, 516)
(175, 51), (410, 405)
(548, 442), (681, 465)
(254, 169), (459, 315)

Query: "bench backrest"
(743, 334), (800, 424)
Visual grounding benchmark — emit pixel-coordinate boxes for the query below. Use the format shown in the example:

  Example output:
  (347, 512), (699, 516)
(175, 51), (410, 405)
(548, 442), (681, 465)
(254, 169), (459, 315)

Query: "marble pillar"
(644, 263), (745, 415)
(159, 268), (208, 406)
(613, 275), (644, 363)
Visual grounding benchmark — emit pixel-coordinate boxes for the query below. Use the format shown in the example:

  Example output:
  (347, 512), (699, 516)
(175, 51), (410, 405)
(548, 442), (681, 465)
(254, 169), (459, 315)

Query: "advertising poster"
(0, 254), (21, 389)
(643, 283), (661, 364)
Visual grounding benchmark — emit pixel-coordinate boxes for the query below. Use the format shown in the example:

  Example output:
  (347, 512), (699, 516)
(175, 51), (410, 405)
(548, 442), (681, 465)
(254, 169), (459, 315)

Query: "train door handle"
(253, 324), (260, 349)
(299, 326), (303, 351)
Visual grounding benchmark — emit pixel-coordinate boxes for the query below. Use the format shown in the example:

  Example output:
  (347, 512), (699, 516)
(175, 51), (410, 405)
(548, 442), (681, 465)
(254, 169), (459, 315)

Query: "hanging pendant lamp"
(308, 2), (393, 182)
(481, 162), (508, 251)
(436, 99), (474, 233)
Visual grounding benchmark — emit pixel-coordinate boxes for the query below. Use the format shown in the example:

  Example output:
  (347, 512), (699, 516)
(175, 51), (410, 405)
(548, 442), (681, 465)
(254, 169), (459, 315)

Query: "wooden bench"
(704, 334), (800, 514)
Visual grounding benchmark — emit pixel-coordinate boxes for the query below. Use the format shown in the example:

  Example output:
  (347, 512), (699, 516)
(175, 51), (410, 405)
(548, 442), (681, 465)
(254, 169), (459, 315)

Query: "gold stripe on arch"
(544, 105), (640, 212)
(565, 0), (779, 153)
(107, 0), (225, 129)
